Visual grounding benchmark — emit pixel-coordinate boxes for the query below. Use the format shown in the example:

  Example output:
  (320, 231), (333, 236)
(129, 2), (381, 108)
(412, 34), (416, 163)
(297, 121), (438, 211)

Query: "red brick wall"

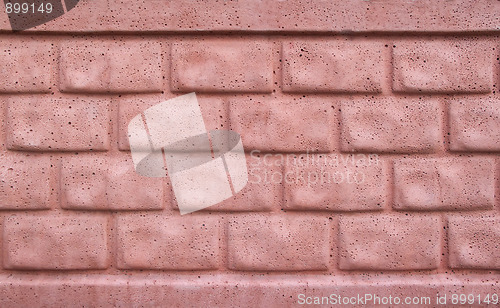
(0, 0), (499, 306)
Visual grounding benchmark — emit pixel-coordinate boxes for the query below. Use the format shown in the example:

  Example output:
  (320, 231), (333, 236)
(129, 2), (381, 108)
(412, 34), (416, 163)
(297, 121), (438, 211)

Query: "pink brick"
(3, 215), (109, 270)
(339, 214), (441, 270)
(448, 98), (500, 151)
(118, 95), (228, 151)
(284, 154), (386, 211)
(172, 154), (282, 212)
(282, 41), (383, 93)
(341, 98), (442, 153)
(228, 215), (329, 271)
(0, 153), (53, 210)
(392, 40), (493, 93)
(0, 40), (53, 93)
(448, 216), (500, 269)
(116, 214), (219, 270)
(60, 40), (163, 93)
(61, 155), (164, 210)
(229, 96), (335, 152)
(171, 40), (273, 93)
(6, 96), (110, 151)
(394, 157), (495, 211)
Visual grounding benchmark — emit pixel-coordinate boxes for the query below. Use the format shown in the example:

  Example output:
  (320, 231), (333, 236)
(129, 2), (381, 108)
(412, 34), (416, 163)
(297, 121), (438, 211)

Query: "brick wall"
(0, 0), (499, 306)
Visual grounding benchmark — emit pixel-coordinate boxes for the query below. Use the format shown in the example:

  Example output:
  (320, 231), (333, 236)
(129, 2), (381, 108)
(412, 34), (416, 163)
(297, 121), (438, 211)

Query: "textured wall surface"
(0, 0), (499, 307)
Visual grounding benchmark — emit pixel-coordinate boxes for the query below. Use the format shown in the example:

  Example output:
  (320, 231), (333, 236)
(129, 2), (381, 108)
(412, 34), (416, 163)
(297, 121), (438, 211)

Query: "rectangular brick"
(60, 40), (163, 93)
(172, 154), (282, 212)
(448, 98), (500, 151)
(171, 40), (273, 93)
(3, 215), (109, 270)
(282, 40), (383, 93)
(61, 155), (164, 210)
(227, 215), (329, 271)
(118, 95), (228, 151)
(229, 96), (335, 152)
(0, 153), (53, 210)
(394, 157), (495, 211)
(339, 214), (441, 270)
(340, 98), (442, 153)
(116, 214), (219, 270)
(284, 154), (385, 211)
(6, 96), (110, 151)
(448, 216), (500, 269)
(392, 40), (493, 93)
(0, 40), (53, 93)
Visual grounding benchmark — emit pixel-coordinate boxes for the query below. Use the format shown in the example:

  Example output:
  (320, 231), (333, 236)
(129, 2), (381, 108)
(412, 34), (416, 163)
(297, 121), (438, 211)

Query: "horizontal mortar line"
(0, 209), (497, 215)
(0, 93), (498, 99)
(0, 273), (498, 284)
(5, 150), (500, 156)
(261, 209), (500, 215)
(235, 150), (500, 157)
(0, 30), (499, 38)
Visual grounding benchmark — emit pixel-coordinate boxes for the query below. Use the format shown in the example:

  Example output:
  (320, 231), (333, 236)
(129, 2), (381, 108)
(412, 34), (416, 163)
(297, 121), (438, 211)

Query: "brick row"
(2, 39), (494, 96)
(7, 95), (499, 154)
(1, 155), (494, 214)
(2, 213), (498, 271)
(116, 95), (500, 154)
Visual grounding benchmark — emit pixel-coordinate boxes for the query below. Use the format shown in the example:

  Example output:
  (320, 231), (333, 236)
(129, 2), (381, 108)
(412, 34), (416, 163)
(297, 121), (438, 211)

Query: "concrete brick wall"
(0, 0), (499, 306)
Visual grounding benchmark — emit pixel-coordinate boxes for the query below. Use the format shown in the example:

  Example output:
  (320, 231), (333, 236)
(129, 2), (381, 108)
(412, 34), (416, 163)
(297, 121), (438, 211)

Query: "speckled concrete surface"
(0, 0), (499, 307)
